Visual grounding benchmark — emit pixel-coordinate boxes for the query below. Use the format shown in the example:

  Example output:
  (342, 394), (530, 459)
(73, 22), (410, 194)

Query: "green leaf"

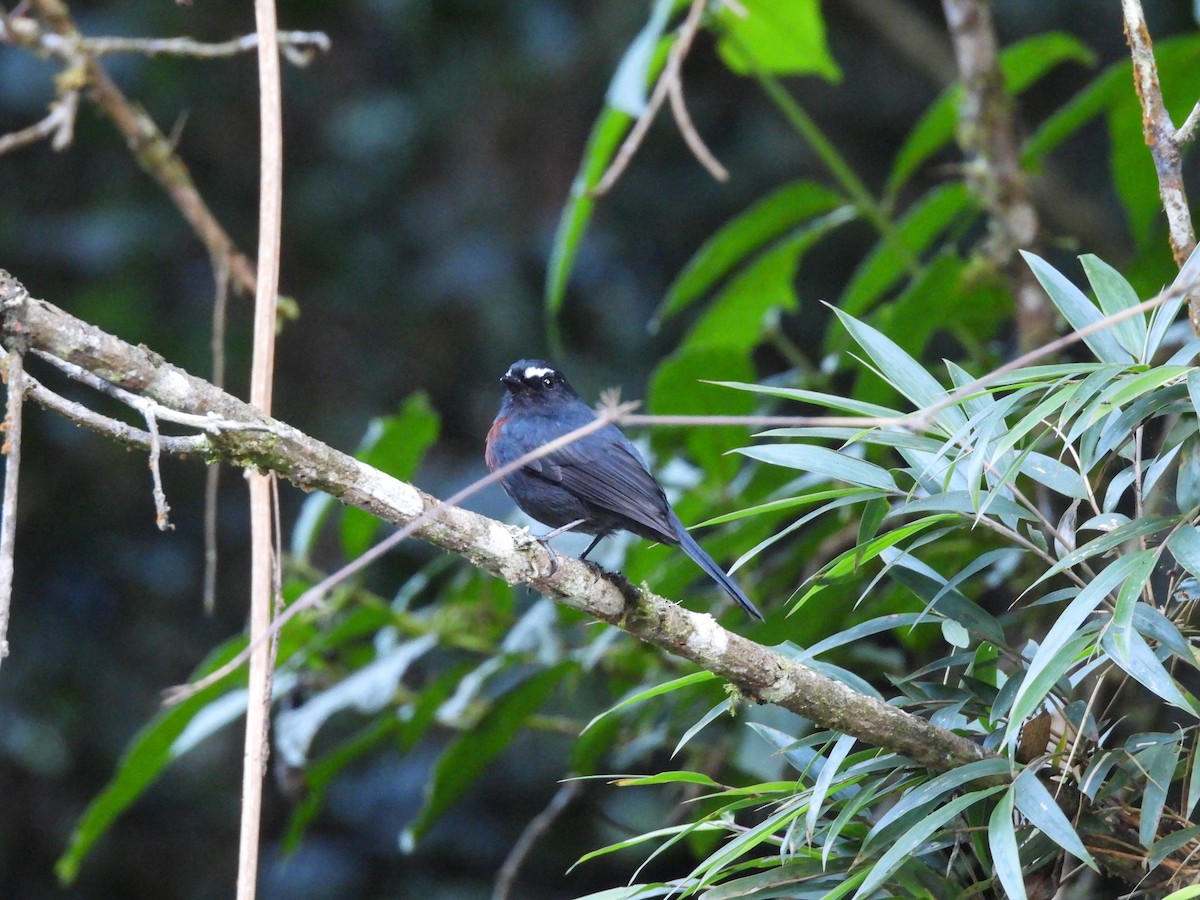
(1149, 238), (1200, 357)
(1007, 552), (1159, 747)
(682, 208), (855, 352)
(714, 0), (841, 81)
(1023, 55), (1126, 167)
(711, 380), (901, 417)
(1105, 550), (1157, 665)
(613, 771), (723, 788)
(834, 308), (967, 434)
(582, 670), (718, 734)
(838, 184), (971, 319)
(1080, 254), (1148, 360)
(657, 181), (847, 322)
(988, 786), (1026, 900)
(1013, 770), (1099, 870)
(1019, 451), (1088, 500)
(1150, 823), (1200, 868)
(736, 444), (898, 492)
(805, 733), (857, 842)
(649, 347), (755, 480)
(1021, 251), (1133, 364)
(342, 394), (440, 559)
(1035, 516), (1174, 585)
(1168, 524), (1200, 580)
(865, 759), (1013, 847)
(402, 665), (565, 846)
(57, 638), (252, 883)
(1176, 433), (1200, 511)
(1138, 734), (1183, 848)
(1101, 628), (1198, 712)
(853, 786), (1006, 898)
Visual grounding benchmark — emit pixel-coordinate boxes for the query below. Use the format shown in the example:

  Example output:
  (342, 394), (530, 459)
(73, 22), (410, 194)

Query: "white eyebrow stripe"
(522, 366), (556, 379)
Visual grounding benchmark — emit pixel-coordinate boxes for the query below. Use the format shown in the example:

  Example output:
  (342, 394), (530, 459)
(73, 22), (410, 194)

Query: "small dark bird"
(485, 360), (763, 620)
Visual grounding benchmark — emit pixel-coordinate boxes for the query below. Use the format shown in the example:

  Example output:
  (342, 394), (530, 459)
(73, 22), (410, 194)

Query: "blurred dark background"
(0, 1), (1194, 897)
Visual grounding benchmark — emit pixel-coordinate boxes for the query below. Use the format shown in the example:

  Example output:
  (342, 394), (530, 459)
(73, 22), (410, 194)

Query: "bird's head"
(499, 360), (581, 410)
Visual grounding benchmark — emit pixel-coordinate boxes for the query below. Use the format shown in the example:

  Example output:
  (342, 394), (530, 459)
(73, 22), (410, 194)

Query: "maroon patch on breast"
(484, 416), (508, 471)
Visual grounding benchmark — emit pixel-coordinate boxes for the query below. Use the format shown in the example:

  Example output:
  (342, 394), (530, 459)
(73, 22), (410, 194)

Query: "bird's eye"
(542, 375), (554, 388)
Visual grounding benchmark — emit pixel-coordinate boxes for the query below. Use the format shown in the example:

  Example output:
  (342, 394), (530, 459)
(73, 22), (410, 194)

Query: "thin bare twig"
(591, 0), (723, 197)
(1120, 0), (1197, 278)
(667, 64), (728, 183)
(69, 30), (328, 65)
(31, 349), (272, 434)
(1176, 99), (1200, 145)
(0, 349), (24, 666)
(0, 89), (78, 157)
(138, 403), (173, 531)
(492, 780), (583, 900)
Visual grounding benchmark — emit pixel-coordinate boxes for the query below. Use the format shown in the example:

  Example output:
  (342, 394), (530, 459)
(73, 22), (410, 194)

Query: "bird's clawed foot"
(536, 537), (561, 577)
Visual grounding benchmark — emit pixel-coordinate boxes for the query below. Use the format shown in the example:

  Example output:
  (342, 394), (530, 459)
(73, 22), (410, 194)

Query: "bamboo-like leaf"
(1138, 734), (1183, 848)
(1080, 253), (1147, 359)
(1101, 629), (1198, 713)
(837, 183), (970, 318)
(582, 671), (718, 734)
(1021, 451), (1089, 500)
(1021, 251), (1133, 364)
(672, 703), (729, 758)
(806, 733), (857, 841)
(834, 309), (967, 433)
(1034, 516), (1174, 585)
(1005, 547), (1156, 748)
(853, 786), (1006, 899)
(711, 380), (902, 417)
(1105, 549), (1158, 665)
(736, 443), (899, 492)
(1169, 525), (1200, 580)
(987, 786), (1026, 900)
(864, 758), (1012, 848)
(1013, 770), (1099, 870)
(1148, 240), (1200, 358)
(402, 665), (565, 846)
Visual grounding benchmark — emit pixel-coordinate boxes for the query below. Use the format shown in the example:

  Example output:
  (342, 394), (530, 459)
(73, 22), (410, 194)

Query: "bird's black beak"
(501, 371), (521, 388)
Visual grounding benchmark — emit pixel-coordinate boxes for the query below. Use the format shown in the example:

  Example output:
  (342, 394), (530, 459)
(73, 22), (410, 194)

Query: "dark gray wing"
(528, 426), (676, 542)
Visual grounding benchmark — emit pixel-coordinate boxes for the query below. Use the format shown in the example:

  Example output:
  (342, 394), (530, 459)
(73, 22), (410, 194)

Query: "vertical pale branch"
(0, 346), (25, 668)
(236, 0), (283, 897)
(941, 0), (1052, 351)
(1120, 0), (1199, 332)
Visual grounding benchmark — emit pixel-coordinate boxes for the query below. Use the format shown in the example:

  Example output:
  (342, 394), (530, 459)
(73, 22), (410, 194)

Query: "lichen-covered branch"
(1120, 0), (1199, 331)
(0, 267), (993, 775)
(941, 0), (1051, 351)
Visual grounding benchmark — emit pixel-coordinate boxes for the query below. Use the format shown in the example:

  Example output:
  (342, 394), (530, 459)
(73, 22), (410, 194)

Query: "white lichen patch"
(685, 613), (729, 658)
(156, 367), (194, 404)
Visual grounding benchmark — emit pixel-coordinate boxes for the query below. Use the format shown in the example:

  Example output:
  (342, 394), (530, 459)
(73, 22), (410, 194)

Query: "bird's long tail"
(670, 512), (764, 621)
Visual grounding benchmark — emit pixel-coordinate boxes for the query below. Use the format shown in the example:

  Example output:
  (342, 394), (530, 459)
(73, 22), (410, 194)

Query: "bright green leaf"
(714, 0), (841, 81)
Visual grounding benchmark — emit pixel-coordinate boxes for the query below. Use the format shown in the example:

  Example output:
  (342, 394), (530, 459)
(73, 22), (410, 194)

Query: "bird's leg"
(535, 518), (588, 576)
(579, 534), (605, 560)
